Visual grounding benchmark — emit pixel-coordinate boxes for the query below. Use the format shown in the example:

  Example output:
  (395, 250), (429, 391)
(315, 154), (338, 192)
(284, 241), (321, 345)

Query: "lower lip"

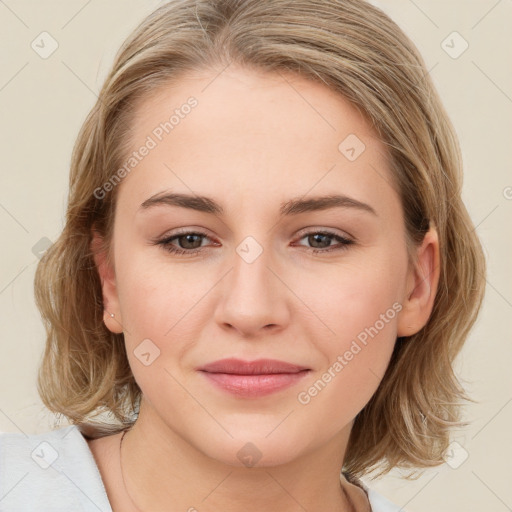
(200, 371), (310, 398)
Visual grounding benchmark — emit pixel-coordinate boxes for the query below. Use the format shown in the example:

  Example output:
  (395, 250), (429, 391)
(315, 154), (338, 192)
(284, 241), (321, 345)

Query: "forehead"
(116, 65), (397, 219)
(130, 65), (379, 151)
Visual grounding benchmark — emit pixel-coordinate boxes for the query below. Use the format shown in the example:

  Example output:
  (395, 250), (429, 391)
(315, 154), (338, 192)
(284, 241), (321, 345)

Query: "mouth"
(197, 358), (311, 398)
(198, 358), (310, 375)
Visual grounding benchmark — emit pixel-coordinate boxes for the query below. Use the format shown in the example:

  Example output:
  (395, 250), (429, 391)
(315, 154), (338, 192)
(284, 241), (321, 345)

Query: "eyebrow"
(139, 192), (378, 217)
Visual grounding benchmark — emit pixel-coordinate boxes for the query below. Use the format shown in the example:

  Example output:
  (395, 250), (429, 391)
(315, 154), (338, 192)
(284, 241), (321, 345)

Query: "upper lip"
(197, 358), (310, 375)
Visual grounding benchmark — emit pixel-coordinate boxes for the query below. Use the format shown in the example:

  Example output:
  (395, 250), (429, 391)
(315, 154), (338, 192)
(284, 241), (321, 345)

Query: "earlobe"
(397, 227), (440, 338)
(91, 230), (124, 334)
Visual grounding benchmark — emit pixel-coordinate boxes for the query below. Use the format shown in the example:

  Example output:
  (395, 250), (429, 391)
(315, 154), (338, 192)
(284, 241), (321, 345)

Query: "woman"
(0, 0), (485, 510)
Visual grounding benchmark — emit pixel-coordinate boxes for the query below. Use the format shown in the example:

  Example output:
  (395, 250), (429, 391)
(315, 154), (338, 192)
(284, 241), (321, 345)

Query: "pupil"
(310, 233), (330, 248)
(182, 234), (201, 249)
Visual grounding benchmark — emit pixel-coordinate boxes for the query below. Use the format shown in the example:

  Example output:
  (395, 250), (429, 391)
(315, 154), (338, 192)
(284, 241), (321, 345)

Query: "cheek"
(294, 295), (400, 443)
(115, 243), (202, 330)
(292, 253), (403, 413)
(115, 255), (200, 411)
(293, 247), (404, 341)
(114, 248), (218, 383)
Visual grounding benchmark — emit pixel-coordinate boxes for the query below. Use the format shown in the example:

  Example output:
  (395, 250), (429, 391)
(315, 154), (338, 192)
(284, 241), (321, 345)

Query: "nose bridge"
(234, 234), (273, 290)
(215, 233), (289, 335)
(231, 233), (279, 307)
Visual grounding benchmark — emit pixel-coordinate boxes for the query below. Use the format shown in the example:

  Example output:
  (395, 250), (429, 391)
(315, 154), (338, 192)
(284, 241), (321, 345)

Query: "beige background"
(0, 0), (511, 510)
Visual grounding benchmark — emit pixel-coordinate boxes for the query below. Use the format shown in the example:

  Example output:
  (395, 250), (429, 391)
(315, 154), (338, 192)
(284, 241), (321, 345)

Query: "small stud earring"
(110, 313), (115, 318)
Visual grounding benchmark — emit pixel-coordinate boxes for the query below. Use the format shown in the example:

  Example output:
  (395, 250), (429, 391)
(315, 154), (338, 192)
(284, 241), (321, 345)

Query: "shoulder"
(367, 489), (406, 511)
(343, 472), (406, 512)
(0, 424), (112, 512)
(364, 483), (407, 512)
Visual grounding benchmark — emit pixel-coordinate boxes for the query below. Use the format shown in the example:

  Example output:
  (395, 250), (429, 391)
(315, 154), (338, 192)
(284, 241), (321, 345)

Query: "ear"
(397, 227), (440, 337)
(91, 229), (124, 334)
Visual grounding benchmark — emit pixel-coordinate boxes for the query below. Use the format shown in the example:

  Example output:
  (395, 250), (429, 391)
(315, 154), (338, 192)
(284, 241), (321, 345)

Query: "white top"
(0, 425), (406, 511)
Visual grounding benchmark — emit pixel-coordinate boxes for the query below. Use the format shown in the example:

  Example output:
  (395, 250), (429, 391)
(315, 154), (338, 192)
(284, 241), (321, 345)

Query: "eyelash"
(155, 229), (354, 256)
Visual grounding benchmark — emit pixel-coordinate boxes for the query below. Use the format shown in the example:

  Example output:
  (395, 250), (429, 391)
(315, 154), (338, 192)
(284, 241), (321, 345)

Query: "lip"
(197, 358), (311, 398)
(198, 358), (309, 374)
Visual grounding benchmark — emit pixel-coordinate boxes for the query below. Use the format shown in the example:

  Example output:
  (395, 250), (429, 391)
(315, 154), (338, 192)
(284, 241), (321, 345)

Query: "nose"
(214, 238), (291, 338)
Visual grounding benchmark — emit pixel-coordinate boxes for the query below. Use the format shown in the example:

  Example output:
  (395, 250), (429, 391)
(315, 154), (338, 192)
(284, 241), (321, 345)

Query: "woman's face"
(96, 65), (438, 466)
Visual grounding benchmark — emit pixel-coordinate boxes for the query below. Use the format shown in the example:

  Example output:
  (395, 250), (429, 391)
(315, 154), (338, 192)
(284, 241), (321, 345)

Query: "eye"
(294, 230), (354, 254)
(154, 228), (354, 257)
(156, 230), (213, 256)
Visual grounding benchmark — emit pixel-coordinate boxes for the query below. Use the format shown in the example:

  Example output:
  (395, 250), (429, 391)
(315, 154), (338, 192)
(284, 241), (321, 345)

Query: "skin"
(89, 65), (440, 512)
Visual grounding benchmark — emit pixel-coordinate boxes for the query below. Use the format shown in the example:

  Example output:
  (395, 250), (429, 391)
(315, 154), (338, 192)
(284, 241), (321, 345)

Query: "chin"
(199, 431), (306, 469)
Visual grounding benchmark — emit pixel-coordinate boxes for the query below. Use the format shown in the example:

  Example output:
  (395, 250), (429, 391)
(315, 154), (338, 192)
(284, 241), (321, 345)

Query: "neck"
(117, 399), (365, 512)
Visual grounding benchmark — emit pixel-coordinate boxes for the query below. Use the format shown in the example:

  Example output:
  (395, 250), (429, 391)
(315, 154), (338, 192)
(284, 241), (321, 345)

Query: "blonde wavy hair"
(34, 0), (486, 479)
